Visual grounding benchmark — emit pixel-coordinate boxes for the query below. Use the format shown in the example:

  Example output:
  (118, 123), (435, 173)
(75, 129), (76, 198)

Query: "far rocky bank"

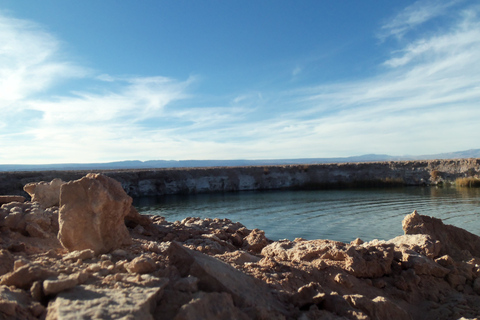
(1, 159), (479, 199)
(1, 173), (480, 319)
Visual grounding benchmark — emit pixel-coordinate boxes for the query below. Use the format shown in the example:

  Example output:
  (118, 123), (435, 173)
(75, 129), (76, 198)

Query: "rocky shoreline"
(1, 159), (479, 198)
(1, 173), (480, 319)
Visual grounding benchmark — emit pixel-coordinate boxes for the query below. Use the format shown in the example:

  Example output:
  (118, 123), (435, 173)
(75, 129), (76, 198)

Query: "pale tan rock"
(62, 249), (95, 262)
(0, 264), (58, 289)
(173, 292), (250, 320)
(0, 195), (25, 205)
(58, 173), (132, 254)
(386, 234), (441, 258)
(13, 258), (29, 271)
(126, 256), (157, 274)
(43, 277), (78, 296)
(261, 239), (347, 262)
(24, 178), (64, 208)
(46, 281), (168, 320)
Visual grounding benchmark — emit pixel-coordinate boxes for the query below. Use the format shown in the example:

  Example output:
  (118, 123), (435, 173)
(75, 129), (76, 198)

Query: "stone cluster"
(0, 175), (480, 319)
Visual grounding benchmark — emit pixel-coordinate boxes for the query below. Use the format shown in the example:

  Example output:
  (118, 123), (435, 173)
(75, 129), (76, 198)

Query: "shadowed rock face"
(58, 173), (132, 254)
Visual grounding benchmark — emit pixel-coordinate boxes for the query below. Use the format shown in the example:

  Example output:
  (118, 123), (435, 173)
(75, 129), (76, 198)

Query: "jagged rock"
(403, 210), (480, 260)
(261, 239), (346, 262)
(345, 243), (394, 278)
(58, 173), (132, 254)
(173, 292), (250, 320)
(46, 280), (168, 320)
(1, 202), (59, 238)
(0, 196), (25, 205)
(24, 179), (64, 208)
(0, 264), (57, 289)
(243, 228), (270, 253)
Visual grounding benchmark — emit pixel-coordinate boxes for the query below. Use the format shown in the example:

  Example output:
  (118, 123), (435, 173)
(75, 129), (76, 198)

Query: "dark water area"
(133, 187), (480, 243)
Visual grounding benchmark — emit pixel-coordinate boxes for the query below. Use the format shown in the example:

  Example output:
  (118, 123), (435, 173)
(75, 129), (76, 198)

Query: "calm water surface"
(134, 187), (480, 243)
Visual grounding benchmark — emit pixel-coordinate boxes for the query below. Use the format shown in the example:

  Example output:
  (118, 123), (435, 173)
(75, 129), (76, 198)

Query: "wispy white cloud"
(379, 0), (462, 40)
(0, 13), (87, 103)
(0, 12), (194, 163)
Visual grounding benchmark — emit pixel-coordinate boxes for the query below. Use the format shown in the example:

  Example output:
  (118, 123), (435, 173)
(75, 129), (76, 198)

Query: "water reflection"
(133, 187), (480, 243)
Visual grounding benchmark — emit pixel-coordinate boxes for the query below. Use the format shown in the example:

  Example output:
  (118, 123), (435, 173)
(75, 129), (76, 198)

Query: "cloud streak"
(378, 0), (462, 40)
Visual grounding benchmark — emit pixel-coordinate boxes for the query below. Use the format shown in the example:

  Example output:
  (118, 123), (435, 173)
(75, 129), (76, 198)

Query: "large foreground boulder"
(58, 173), (132, 254)
(403, 210), (480, 260)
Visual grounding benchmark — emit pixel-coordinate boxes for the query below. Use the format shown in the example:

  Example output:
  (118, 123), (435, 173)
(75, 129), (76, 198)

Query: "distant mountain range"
(1, 149), (479, 172)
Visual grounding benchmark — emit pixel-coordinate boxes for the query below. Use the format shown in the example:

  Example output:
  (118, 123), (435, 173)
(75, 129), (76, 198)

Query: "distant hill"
(1, 149), (479, 172)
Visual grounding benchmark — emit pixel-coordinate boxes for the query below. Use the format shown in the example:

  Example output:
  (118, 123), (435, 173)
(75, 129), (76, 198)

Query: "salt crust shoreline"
(0, 173), (479, 319)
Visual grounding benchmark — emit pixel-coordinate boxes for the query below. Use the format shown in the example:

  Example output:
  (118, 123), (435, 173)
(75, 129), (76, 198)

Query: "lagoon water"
(134, 187), (480, 243)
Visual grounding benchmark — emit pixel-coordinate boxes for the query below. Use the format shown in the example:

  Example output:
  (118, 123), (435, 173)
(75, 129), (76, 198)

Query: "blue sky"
(1, 0), (479, 164)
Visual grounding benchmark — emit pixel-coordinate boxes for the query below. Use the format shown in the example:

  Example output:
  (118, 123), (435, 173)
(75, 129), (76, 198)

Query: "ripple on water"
(134, 187), (480, 243)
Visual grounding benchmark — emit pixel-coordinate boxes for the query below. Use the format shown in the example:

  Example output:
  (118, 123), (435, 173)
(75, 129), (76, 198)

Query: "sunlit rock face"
(23, 178), (65, 208)
(58, 173), (132, 254)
